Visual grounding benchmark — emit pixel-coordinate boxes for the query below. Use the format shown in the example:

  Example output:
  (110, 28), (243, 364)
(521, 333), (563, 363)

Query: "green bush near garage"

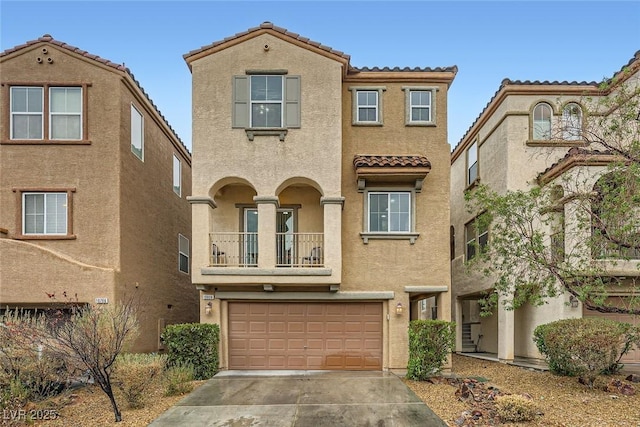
(161, 323), (219, 380)
(407, 320), (456, 380)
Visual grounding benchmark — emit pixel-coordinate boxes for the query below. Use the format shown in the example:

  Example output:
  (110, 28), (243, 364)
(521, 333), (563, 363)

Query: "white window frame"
(403, 87), (437, 125)
(131, 104), (144, 160)
(466, 140), (478, 186)
(173, 154), (181, 197)
(22, 192), (68, 235)
(465, 217), (488, 261)
(49, 87), (82, 140)
(178, 234), (189, 274)
(532, 102), (553, 140)
(10, 86), (44, 140)
(349, 86), (386, 125)
(249, 75), (284, 128)
(360, 188), (419, 244)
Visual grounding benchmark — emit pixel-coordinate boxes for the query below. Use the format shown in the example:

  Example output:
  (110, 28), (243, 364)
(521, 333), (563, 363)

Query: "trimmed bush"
(533, 317), (639, 385)
(113, 353), (166, 409)
(495, 395), (539, 422)
(161, 323), (219, 380)
(164, 362), (195, 396)
(406, 320), (455, 380)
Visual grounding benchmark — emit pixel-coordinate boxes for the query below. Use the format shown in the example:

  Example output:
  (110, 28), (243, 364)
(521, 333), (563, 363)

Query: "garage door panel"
(228, 302), (382, 370)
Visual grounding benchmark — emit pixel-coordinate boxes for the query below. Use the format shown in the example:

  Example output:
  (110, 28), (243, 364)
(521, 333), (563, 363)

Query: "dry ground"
(7, 355), (638, 426)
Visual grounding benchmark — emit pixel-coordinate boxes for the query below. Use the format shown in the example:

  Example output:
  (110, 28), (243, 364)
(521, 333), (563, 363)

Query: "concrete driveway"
(149, 370), (446, 427)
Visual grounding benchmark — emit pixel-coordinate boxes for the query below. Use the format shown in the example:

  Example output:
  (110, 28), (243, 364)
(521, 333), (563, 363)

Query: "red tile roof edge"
(353, 155), (432, 168)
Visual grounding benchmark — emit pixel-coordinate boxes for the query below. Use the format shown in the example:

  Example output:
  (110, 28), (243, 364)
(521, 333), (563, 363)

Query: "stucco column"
(455, 298), (463, 352)
(187, 196), (217, 281)
(320, 196), (344, 282)
(497, 294), (514, 362)
(254, 196), (278, 268)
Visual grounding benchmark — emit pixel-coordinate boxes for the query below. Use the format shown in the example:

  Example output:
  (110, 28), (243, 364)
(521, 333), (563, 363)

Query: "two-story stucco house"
(0, 35), (198, 352)
(186, 22), (456, 372)
(450, 51), (640, 364)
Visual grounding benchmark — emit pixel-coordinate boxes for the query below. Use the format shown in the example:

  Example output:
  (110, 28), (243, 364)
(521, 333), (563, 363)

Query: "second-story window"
(11, 87), (43, 139)
(357, 91), (379, 122)
(50, 87), (82, 139)
(173, 154), (181, 196)
(466, 140), (478, 186)
(368, 191), (411, 233)
(562, 103), (582, 141)
(131, 104), (144, 160)
(533, 103), (552, 140)
(250, 75), (283, 127)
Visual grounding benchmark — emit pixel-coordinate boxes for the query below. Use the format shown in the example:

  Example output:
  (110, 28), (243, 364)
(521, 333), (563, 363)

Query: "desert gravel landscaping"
(19, 354), (639, 426)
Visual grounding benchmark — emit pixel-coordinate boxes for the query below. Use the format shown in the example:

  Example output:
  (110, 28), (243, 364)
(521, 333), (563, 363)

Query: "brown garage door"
(228, 302), (382, 370)
(583, 297), (639, 363)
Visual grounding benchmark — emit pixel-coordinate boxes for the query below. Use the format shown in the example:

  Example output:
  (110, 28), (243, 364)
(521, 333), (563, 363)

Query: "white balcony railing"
(209, 232), (258, 267)
(276, 232), (324, 267)
(209, 232), (324, 268)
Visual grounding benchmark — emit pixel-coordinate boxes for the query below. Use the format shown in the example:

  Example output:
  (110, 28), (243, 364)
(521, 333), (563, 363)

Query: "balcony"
(209, 232), (324, 267)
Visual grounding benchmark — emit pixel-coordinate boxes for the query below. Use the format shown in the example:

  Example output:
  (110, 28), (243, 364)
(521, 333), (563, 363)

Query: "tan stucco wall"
(0, 43), (196, 353)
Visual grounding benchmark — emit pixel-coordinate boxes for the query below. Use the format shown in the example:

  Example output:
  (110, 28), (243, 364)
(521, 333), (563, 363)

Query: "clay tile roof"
(353, 155), (432, 169)
(184, 21), (350, 62)
(538, 147), (614, 177)
(1, 34), (190, 156)
(352, 65), (458, 74)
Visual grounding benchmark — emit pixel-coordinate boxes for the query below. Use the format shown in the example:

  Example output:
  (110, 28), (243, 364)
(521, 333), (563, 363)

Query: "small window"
(178, 234), (189, 274)
(250, 75), (283, 128)
(368, 192), (411, 232)
(466, 140), (478, 185)
(562, 103), (582, 141)
(22, 192), (68, 235)
(131, 104), (144, 160)
(465, 217), (488, 261)
(10, 87), (44, 139)
(403, 87), (436, 125)
(350, 87), (385, 125)
(533, 103), (552, 140)
(50, 87), (82, 140)
(173, 155), (181, 196)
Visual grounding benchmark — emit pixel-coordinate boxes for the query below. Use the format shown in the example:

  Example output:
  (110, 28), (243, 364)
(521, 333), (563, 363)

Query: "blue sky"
(1, 1), (639, 150)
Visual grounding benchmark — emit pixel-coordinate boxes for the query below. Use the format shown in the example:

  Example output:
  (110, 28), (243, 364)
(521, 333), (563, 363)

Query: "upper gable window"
(11, 87), (43, 139)
(350, 86), (385, 126)
(131, 104), (144, 160)
(532, 103), (552, 140)
(232, 74), (300, 134)
(403, 87), (436, 126)
(10, 86), (84, 141)
(50, 87), (82, 139)
(562, 103), (582, 141)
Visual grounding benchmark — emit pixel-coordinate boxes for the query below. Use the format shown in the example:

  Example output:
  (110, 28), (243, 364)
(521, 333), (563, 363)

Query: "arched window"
(532, 103), (552, 140)
(562, 103), (582, 141)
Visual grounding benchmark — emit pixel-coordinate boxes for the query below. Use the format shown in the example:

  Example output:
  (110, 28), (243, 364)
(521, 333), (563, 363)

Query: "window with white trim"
(466, 140), (478, 186)
(350, 86), (385, 125)
(368, 191), (411, 232)
(250, 75), (283, 128)
(404, 88), (435, 125)
(22, 192), (68, 235)
(173, 155), (181, 196)
(533, 103), (552, 140)
(131, 104), (144, 160)
(50, 87), (82, 139)
(178, 234), (189, 274)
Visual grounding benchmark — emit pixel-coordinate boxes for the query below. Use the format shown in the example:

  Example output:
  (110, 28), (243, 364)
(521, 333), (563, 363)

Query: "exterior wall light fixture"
(205, 302), (213, 315)
(395, 302), (404, 315)
(569, 295), (579, 308)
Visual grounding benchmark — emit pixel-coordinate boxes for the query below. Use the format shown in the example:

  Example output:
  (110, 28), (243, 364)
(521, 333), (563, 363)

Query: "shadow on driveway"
(150, 370), (447, 426)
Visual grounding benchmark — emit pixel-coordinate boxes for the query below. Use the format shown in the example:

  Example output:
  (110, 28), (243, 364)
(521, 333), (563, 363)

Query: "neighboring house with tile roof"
(186, 22), (456, 372)
(0, 35), (197, 352)
(450, 51), (640, 364)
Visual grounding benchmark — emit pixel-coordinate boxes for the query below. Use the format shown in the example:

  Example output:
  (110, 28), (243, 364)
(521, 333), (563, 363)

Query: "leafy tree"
(465, 68), (640, 316)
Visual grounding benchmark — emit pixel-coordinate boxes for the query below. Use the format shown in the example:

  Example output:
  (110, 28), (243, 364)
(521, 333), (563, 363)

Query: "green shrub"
(495, 394), (539, 422)
(161, 323), (219, 380)
(164, 362), (195, 396)
(113, 353), (166, 409)
(406, 320), (455, 380)
(533, 317), (639, 385)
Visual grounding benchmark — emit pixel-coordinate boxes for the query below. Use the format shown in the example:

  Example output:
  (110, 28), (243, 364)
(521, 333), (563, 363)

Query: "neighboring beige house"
(450, 51), (640, 364)
(0, 35), (197, 352)
(186, 22), (456, 372)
